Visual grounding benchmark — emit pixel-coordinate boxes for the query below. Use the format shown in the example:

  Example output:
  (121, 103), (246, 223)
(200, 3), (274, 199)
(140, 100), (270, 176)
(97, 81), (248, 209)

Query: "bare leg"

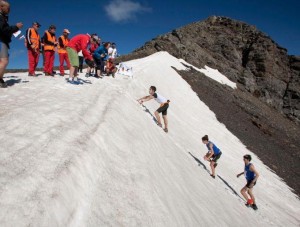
(74, 67), (78, 78)
(210, 161), (216, 176)
(154, 111), (161, 126)
(69, 66), (76, 79)
(240, 186), (249, 201)
(87, 66), (91, 74)
(97, 68), (102, 77)
(0, 58), (9, 79)
(162, 115), (168, 129)
(247, 188), (256, 204)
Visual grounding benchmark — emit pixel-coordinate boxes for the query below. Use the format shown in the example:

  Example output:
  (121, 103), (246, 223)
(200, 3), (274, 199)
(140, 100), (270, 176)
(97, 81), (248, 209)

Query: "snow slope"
(0, 51), (299, 227)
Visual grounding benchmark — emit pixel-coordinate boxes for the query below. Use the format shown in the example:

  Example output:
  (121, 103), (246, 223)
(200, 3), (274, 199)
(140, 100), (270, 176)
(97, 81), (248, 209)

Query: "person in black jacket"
(0, 0), (23, 87)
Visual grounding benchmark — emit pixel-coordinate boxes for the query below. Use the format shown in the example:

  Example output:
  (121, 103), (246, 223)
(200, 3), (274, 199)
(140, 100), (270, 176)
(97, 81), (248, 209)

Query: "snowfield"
(0, 52), (299, 227)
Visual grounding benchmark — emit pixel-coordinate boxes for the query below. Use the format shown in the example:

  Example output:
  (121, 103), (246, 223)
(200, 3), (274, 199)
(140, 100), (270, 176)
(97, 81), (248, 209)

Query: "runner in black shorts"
(137, 86), (170, 133)
(202, 135), (222, 178)
(237, 154), (260, 210)
(246, 180), (256, 188)
(156, 101), (169, 116)
(211, 152), (221, 163)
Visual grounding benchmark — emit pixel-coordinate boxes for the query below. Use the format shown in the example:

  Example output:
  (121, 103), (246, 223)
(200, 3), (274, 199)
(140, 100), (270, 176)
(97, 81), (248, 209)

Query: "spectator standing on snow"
(78, 50), (83, 73)
(93, 42), (110, 78)
(43, 25), (58, 76)
(0, 0), (23, 88)
(202, 135), (222, 179)
(85, 37), (100, 77)
(237, 154), (259, 210)
(66, 33), (98, 82)
(57, 29), (71, 76)
(25, 22), (41, 76)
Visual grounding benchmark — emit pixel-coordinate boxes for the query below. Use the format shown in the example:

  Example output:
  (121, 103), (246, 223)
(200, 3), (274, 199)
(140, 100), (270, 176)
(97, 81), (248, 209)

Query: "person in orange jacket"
(57, 29), (71, 76)
(43, 25), (58, 76)
(25, 22), (41, 76)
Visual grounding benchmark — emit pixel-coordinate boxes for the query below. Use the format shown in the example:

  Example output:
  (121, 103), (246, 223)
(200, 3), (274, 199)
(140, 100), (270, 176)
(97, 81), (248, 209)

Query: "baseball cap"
(63, 29), (70, 34)
(33, 22), (41, 27)
(49, 25), (56, 30)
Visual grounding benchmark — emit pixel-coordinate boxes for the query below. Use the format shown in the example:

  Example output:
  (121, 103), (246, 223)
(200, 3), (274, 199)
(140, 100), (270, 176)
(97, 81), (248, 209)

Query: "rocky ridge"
(117, 16), (300, 196)
(119, 16), (300, 123)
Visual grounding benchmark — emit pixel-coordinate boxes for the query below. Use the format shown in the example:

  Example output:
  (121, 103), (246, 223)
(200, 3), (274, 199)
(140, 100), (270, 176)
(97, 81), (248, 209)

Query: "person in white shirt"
(108, 42), (117, 59)
(137, 86), (170, 133)
(78, 50), (83, 73)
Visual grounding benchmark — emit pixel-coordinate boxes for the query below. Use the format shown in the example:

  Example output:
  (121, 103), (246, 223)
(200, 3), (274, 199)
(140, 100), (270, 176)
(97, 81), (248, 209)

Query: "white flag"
(13, 30), (21, 38)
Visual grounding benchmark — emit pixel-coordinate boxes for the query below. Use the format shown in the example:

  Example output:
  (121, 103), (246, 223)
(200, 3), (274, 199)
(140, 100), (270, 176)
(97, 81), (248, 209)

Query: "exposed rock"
(116, 16), (300, 195)
(118, 16), (300, 123)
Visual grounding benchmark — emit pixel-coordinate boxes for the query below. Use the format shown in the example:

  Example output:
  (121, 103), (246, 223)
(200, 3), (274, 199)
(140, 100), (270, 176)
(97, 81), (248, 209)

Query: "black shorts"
(156, 103), (169, 116)
(211, 152), (222, 162)
(95, 58), (105, 71)
(246, 180), (257, 188)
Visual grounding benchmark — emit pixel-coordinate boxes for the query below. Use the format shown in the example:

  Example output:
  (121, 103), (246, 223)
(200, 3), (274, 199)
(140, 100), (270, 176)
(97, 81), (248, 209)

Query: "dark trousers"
(78, 56), (84, 72)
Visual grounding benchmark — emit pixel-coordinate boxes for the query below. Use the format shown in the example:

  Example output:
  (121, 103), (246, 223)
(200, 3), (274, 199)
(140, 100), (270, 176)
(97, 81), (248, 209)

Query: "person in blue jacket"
(202, 135), (222, 178)
(93, 42), (110, 77)
(237, 154), (259, 210)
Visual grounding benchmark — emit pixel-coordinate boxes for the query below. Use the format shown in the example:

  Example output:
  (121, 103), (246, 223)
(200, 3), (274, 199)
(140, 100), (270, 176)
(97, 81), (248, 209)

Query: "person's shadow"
(188, 152), (210, 173)
(78, 78), (92, 84)
(141, 104), (158, 124)
(68, 78), (92, 85)
(5, 78), (29, 86)
(188, 152), (244, 200)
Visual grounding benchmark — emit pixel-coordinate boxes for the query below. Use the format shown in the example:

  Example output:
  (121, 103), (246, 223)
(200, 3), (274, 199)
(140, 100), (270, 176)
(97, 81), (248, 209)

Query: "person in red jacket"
(57, 29), (71, 76)
(43, 25), (58, 76)
(66, 34), (98, 82)
(85, 37), (100, 77)
(25, 22), (41, 76)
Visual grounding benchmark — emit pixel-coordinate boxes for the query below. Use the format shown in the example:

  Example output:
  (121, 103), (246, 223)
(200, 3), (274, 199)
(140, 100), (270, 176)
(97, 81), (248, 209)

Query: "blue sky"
(7, 0), (300, 69)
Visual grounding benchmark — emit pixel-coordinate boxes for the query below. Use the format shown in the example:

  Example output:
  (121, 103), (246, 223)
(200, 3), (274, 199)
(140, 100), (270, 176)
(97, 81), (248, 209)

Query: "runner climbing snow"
(202, 135), (222, 178)
(137, 86), (170, 133)
(237, 154), (259, 210)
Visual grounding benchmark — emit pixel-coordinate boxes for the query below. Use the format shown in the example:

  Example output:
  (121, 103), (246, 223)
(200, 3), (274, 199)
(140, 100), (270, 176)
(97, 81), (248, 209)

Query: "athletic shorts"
(156, 103), (169, 116)
(211, 152), (222, 162)
(95, 58), (104, 71)
(246, 180), (257, 188)
(66, 47), (79, 67)
(0, 42), (9, 58)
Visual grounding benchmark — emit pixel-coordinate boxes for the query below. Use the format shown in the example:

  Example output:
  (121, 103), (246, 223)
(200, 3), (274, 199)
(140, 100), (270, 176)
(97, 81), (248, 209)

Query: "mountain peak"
(121, 16), (299, 123)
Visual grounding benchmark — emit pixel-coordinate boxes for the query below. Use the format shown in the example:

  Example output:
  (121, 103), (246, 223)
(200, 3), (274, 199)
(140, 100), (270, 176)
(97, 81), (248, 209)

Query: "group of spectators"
(0, 0), (118, 87)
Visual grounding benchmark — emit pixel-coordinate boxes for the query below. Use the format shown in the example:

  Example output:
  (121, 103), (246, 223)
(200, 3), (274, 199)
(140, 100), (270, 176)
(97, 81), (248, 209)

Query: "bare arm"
(206, 143), (214, 159)
(249, 164), (259, 184)
(137, 95), (154, 104)
(236, 172), (244, 178)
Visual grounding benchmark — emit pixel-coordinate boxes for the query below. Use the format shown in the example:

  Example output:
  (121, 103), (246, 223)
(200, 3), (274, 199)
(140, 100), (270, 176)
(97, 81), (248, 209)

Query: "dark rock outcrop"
(118, 16), (300, 123)
(117, 16), (300, 196)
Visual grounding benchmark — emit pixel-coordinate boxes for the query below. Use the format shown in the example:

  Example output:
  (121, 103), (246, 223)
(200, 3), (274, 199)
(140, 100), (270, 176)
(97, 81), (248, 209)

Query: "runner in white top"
(137, 86), (170, 133)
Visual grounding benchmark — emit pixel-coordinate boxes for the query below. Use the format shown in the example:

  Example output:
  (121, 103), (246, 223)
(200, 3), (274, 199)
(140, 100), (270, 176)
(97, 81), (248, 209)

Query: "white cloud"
(104, 0), (151, 22)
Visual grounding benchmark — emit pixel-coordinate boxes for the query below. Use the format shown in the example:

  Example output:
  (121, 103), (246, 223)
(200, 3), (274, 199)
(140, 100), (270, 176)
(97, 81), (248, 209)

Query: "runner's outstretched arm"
(137, 95), (154, 104)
